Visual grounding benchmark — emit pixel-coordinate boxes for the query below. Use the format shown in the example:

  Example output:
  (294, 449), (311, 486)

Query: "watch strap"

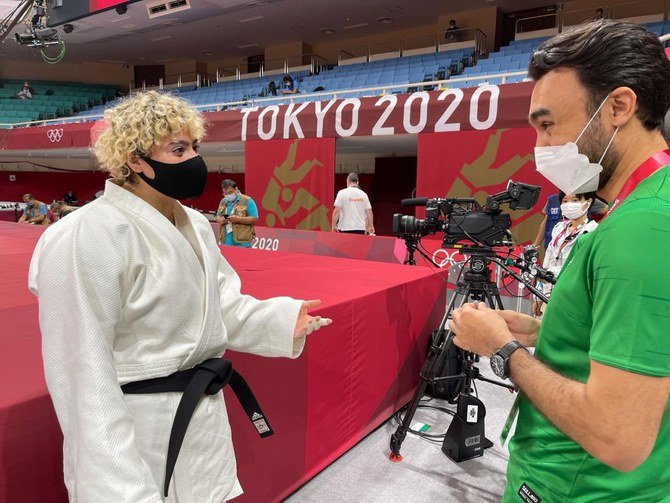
(497, 340), (526, 359)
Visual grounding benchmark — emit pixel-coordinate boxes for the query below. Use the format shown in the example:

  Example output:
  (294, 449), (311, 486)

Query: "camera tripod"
(389, 248), (548, 463)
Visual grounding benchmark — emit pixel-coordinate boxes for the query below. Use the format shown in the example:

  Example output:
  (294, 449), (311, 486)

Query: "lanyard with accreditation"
(607, 149), (670, 215)
(500, 149), (670, 446)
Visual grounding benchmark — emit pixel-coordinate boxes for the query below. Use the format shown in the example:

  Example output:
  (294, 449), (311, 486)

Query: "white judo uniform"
(28, 180), (305, 503)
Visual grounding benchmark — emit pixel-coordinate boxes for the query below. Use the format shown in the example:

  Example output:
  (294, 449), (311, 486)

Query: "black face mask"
(138, 155), (208, 200)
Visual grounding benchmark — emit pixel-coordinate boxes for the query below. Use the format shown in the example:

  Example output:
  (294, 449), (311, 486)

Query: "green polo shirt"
(504, 165), (670, 502)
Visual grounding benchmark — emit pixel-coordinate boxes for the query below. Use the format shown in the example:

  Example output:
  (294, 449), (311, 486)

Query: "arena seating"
(11, 20), (669, 126)
(0, 80), (117, 127)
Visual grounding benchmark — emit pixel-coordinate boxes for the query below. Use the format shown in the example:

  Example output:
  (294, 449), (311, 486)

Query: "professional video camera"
(393, 180), (541, 249)
(14, 0), (60, 47)
(389, 180), (553, 465)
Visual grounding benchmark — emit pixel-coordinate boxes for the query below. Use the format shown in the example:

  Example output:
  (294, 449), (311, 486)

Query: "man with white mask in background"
(449, 20), (670, 502)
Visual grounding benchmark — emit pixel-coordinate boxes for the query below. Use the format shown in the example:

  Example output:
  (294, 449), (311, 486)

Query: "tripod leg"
(389, 285), (471, 461)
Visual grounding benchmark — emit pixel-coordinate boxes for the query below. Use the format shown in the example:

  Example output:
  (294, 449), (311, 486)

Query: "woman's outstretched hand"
(293, 300), (333, 339)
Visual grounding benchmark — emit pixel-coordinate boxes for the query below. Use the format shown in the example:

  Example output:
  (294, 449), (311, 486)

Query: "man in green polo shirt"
(450, 20), (670, 502)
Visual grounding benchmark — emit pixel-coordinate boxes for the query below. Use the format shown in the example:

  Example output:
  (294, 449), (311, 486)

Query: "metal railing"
(215, 54), (328, 83)
(514, 12), (557, 36)
(612, 0), (668, 21)
(440, 27), (488, 55)
(339, 27), (488, 66)
(401, 33), (439, 54)
(262, 57), (289, 75)
(522, 0), (668, 38)
(561, 5), (612, 27)
(369, 39), (402, 60)
(216, 65), (241, 82)
(129, 71), (215, 91)
(0, 70), (530, 129)
(338, 46), (368, 64)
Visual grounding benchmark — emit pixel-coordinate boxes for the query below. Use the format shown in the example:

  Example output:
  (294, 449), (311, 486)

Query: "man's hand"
(497, 310), (541, 347)
(293, 300), (333, 339)
(331, 227), (339, 232)
(366, 226), (375, 235)
(451, 303), (514, 356)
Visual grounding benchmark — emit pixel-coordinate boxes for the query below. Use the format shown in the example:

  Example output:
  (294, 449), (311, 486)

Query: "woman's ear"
(126, 153), (144, 174)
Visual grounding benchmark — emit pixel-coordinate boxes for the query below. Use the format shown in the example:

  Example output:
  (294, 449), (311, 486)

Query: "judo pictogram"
(261, 139), (331, 231)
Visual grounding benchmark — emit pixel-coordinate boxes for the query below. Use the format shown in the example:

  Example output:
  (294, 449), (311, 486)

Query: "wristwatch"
(490, 341), (527, 379)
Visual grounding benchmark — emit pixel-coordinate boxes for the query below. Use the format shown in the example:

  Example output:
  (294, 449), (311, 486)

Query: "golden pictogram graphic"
(261, 138), (331, 231)
(445, 129), (541, 244)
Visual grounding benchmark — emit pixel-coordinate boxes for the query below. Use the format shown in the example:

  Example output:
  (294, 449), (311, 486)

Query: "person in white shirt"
(533, 190), (598, 316)
(331, 173), (375, 235)
(28, 90), (332, 503)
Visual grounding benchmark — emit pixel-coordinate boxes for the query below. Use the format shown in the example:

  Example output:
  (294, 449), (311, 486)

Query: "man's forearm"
(366, 210), (374, 228)
(332, 208), (340, 229)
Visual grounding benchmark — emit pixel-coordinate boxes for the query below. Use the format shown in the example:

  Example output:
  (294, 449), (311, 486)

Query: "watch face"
(490, 355), (506, 377)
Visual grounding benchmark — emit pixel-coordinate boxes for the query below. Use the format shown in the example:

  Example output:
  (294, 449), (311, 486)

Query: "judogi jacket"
(28, 180), (304, 502)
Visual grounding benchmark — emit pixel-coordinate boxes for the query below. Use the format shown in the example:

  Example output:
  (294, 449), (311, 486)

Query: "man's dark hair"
(221, 179), (237, 189)
(449, 19), (456, 24)
(283, 75), (293, 83)
(529, 20), (670, 131)
(596, 8), (604, 14)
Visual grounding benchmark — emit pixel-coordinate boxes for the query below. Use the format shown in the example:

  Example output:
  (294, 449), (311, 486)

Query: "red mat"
(0, 221), (446, 503)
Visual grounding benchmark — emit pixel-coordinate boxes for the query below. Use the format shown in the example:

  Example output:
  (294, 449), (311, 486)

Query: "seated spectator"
(594, 8), (604, 21)
(267, 80), (278, 96)
(16, 81), (35, 100)
(445, 19), (459, 41)
(50, 201), (77, 220)
(63, 190), (77, 205)
(18, 194), (49, 225)
(281, 75), (299, 95)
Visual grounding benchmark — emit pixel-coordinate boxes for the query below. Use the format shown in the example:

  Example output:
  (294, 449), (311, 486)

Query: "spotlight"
(63, 23), (74, 33)
(115, 4), (128, 15)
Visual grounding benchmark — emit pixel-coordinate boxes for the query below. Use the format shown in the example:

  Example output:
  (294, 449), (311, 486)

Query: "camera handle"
(493, 258), (549, 304)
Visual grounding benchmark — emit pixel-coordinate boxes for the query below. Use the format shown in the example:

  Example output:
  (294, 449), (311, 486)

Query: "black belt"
(121, 358), (273, 497)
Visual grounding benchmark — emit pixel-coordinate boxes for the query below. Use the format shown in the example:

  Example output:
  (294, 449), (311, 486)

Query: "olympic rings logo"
(46, 128), (64, 143)
(432, 249), (462, 268)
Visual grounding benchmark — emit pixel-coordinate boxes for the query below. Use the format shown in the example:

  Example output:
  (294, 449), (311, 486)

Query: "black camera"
(392, 181), (540, 249)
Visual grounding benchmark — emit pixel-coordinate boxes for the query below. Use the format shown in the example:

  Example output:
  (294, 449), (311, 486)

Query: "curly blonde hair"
(92, 90), (205, 185)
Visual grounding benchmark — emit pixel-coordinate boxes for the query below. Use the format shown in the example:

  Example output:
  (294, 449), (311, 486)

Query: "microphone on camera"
(401, 197), (429, 207)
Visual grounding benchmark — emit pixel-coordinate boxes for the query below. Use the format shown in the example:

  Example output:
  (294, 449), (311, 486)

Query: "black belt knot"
(121, 357), (273, 497)
(195, 358), (234, 395)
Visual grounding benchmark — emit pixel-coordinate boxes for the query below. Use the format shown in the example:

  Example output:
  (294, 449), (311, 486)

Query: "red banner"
(0, 123), (96, 150)
(417, 127), (555, 245)
(245, 138), (335, 231)
(209, 82), (533, 141)
(0, 84), (534, 150)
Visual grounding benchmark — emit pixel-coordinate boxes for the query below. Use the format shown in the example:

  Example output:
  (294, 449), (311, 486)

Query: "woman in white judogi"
(28, 91), (331, 503)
